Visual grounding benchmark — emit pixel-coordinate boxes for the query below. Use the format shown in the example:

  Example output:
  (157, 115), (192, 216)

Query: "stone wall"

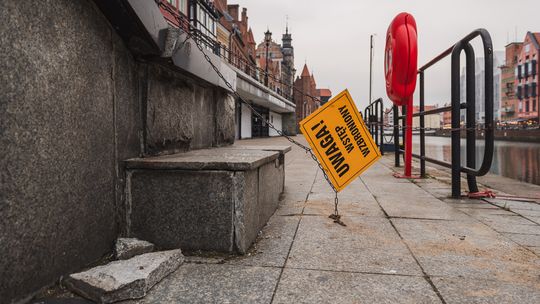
(0, 0), (234, 302)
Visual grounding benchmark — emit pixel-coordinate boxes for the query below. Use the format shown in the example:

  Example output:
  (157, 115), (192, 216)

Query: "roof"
(246, 28), (255, 45)
(529, 32), (540, 50)
(300, 64), (310, 77)
(317, 89), (332, 97)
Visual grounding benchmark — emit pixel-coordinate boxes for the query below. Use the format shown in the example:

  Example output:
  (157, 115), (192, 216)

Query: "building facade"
(500, 42), (523, 123)
(158, 0), (298, 139)
(255, 27), (295, 99)
(317, 89), (332, 105)
(158, 0), (189, 30)
(515, 32), (539, 127)
(412, 105), (441, 130)
(281, 28), (296, 100)
(294, 64), (320, 130)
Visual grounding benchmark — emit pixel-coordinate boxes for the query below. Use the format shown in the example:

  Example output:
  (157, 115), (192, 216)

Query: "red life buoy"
(385, 12), (418, 106)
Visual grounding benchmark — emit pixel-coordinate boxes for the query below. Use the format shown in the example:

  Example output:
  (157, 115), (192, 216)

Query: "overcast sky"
(233, 0), (540, 110)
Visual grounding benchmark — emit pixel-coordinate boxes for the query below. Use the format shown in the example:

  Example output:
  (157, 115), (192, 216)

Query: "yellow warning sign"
(300, 89), (381, 192)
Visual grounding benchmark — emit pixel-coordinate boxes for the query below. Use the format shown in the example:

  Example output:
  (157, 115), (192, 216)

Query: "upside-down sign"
(300, 89), (381, 191)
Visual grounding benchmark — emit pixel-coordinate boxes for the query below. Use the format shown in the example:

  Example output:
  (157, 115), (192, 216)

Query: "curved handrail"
(450, 29), (494, 177)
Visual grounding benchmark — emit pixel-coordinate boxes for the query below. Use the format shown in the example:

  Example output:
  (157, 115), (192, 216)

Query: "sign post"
(384, 12), (418, 178)
(300, 90), (381, 192)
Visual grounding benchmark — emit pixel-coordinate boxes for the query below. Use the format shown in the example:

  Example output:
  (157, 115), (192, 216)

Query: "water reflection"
(412, 136), (540, 185)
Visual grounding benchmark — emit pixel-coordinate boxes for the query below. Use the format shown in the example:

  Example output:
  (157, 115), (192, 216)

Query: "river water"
(411, 136), (540, 186)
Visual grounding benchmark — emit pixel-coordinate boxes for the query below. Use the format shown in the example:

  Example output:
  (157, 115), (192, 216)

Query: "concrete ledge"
(125, 148), (279, 171)
(125, 146), (289, 254)
(229, 145), (292, 154)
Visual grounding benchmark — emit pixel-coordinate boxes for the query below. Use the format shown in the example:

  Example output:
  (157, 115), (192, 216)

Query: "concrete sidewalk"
(121, 136), (539, 304)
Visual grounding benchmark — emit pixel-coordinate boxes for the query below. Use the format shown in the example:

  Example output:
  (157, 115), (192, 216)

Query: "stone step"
(124, 145), (290, 254)
(64, 250), (184, 303)
(115, 238), (154, 260)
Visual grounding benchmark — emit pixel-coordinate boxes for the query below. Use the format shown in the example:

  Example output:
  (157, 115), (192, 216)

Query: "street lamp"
(264, 29), (272, 87)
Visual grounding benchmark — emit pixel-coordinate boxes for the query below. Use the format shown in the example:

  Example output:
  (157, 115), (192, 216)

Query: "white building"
(460, 51), (504, 124)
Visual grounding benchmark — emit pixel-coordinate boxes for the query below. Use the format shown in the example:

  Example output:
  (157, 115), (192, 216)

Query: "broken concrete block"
(115, 238), (154, 260)
(65, 250), (183, 303)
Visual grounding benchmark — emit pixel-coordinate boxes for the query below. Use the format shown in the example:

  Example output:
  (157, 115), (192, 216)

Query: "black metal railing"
(364, 98), (384, 155)
(394, 29), (494, 198)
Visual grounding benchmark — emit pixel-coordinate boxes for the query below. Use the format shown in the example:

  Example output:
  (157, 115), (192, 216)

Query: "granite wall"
(0, 0), (234, 302)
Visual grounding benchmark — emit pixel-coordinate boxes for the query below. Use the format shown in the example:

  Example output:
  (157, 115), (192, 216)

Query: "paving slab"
(303, 198), (385, 218)
(226, 215), (299, 267)
(363, 182), (434, 198)
(458, 208), (516, 218)
(527, 246), (540, 256)
(272, 268), (441, 304)
(474, 215), (540, 235)
(515, 209), (540, 216)
(287, 216), (423, 275)
(442, 198), (501, 209)
(503, 233), (540, 247)
(273, 198), (305, 216)
(486, 199), (540, 212)
(525, 216), (540, 224)
(123, 264), (280, 304)
(392, 218), (540, 283)
(432, 276), (540, 304)
(374, 194), (469, 220)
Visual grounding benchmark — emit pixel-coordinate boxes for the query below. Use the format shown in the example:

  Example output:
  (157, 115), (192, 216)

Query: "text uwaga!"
(310, 105), (371, 178)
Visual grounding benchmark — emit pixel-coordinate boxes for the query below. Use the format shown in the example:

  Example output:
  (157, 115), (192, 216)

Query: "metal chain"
(181, 28), (346, 226)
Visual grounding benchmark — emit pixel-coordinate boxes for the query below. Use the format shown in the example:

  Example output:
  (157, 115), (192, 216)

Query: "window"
(532, 60), (537, 76)
(179, 0), (187, 14)
(167, 0), (176, 7)
(525, 44), (530, 53)
(524, 84), (530, 98)
(524, 62), (529, 77)
(516, 85), (522, 100)
(519, 101), (522, 112)
(533, 98), (537, 112)
(525, 100), (529, 112)
(517, 65), (522, 79)
(532, 82), (538, 98)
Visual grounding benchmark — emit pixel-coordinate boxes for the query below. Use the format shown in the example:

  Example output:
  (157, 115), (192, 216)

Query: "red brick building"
(256, 33), (284, 93)
(213, 1), (257, 77)
(515, 32), (539, 126)
(255, 27), (295, 99)
(294, 64), (320, 129)
(258, 56), (281, 92)
(500, 42), (523, 123)
(158, 0), (189, 29)
(317, 89), (332, 105)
